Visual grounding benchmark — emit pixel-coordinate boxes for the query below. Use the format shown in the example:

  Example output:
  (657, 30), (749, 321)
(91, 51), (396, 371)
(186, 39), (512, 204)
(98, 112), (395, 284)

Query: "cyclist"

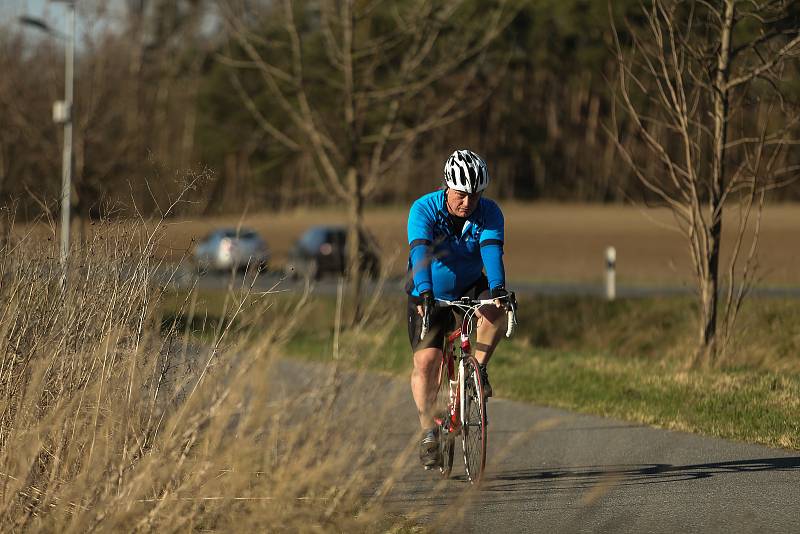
(406, 149), (510, 469)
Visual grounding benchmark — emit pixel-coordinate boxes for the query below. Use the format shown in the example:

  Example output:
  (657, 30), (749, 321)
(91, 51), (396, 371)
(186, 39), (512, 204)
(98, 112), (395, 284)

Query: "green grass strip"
(163, 288), (800, 450)
(492, 347), (800, 449)
(282, 299), (800, 451)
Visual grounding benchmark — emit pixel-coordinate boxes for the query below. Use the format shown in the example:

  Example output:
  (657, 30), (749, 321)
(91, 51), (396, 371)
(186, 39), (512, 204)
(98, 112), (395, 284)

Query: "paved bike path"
(273, 359), (800, 533)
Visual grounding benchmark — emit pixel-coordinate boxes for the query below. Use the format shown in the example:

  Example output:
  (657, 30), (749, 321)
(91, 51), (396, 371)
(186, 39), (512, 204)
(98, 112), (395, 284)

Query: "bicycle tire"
(440, 430), (455, 477)
(461, 355), (487, 483)
(436, 349), (456, 477)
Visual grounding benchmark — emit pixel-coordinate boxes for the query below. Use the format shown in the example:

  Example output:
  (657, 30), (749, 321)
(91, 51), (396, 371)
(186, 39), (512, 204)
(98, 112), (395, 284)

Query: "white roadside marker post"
(605, 246), (616, 301)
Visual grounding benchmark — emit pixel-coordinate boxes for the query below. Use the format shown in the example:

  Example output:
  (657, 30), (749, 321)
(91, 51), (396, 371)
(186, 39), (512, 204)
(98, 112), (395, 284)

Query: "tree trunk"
(345, 166), (364, 325)
(0, 147), (6, 250)
(699, 0), (735, 365)
(180, 73), (200, 171)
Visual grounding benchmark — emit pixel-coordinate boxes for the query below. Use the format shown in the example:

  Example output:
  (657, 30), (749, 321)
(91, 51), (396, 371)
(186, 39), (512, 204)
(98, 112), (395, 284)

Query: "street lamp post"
(59, 1), (75, 269)
(19, 1), (75, 271)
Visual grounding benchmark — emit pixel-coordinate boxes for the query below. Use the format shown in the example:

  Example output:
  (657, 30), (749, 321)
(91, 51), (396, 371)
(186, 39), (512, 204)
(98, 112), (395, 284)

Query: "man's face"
(445, 188), (481, 218)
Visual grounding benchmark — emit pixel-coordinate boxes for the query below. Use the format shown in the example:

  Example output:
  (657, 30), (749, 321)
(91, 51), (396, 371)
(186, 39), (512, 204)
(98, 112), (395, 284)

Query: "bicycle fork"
(445, 334), (472, 435)
(444, 364), (460, 434)
(458, 358), (466, 431)
(444, 372), (463, 435)
(458, 333), (471, 432)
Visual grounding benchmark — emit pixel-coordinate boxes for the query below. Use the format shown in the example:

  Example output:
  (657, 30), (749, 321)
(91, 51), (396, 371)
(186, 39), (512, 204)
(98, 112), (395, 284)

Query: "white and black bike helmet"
(443, 149), (490, 194)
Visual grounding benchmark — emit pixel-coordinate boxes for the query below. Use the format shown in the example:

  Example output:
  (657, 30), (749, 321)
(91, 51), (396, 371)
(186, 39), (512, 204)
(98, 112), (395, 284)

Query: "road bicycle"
(420, 292), (517, 483)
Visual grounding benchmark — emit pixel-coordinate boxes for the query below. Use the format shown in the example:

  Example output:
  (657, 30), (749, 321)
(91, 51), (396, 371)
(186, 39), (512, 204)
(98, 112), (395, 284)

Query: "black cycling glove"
(419, 290), (434, 339)
(420, 290), (435, 314)
(490, 286), (508, 300)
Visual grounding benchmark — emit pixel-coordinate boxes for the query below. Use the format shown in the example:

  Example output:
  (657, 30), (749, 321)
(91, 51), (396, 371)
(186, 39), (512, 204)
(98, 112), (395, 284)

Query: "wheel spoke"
(437, 354), (455, 478)
(461, 357), (486, 483)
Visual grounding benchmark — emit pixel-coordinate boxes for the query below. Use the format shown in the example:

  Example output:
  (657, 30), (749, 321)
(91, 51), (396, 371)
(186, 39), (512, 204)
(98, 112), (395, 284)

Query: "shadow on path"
(485, 457), (800, 493)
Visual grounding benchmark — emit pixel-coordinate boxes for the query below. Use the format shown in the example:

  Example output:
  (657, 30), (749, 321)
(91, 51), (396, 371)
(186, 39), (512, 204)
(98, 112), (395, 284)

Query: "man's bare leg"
(411, 347), (442, 429)
(474, 290), (507, 366)
(412, 346), (443, 468)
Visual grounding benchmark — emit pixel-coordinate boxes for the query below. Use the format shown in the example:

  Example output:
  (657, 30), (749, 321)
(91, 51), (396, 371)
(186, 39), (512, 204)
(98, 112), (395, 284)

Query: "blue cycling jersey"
(407, 190), (505, 300)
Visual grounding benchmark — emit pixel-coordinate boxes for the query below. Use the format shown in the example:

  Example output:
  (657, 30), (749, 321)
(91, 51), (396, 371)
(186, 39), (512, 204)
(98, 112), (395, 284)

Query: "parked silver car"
(193, 228), (269, 273)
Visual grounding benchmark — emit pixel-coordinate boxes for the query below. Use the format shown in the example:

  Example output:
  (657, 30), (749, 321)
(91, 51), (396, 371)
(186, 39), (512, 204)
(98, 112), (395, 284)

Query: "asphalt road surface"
(272, 359), (800, 533)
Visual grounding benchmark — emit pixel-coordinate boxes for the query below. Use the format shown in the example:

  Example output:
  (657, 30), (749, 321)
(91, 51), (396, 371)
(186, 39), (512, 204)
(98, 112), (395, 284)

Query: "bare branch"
(214, 54), (294, 84)
(731, 26), (798, 59)
(281, 0), (347, 180)
(228, 73), (301, 152)
(612, 27), (693, 196)
(319, 0), (343, 70)
(695, 0), (723, 23)
(726, 34), (800, 90)
(360, 2), (515, 101)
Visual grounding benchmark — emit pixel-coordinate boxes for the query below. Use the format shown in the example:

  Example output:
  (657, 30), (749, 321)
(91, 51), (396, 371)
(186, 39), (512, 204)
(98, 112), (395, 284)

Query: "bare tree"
(0, 33), (62, 219)
(0, 1), (212, 243)
(220, 0), (520, 322)
(610, 0), (800, 365)
(117, 0), (212, 212)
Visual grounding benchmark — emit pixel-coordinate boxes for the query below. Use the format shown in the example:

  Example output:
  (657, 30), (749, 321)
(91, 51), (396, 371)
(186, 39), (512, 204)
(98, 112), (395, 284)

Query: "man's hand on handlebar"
(418, 290), (434, 340)
(490, 286), (509, 309)
(417, 290), (435, 317)
(490, 288), (518, 339)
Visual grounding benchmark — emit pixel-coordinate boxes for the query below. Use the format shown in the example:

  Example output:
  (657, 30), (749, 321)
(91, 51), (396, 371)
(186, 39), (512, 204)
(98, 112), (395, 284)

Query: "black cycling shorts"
(407, 274), (489, 352)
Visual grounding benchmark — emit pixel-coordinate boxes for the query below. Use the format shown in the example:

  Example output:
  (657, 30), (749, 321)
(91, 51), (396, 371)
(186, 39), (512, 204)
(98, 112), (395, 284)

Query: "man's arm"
(407, 200), (434, 296)
(479, 200), (505, 293)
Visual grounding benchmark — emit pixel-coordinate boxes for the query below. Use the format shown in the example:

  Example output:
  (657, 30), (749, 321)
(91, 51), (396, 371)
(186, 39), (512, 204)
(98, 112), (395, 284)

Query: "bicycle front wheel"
(437, 354), (456, 478)
(461, 355), (487, 483)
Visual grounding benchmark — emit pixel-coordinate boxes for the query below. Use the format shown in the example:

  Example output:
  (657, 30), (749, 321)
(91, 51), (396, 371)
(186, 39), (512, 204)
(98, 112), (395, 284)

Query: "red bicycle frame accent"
(442, 322), (472, 435)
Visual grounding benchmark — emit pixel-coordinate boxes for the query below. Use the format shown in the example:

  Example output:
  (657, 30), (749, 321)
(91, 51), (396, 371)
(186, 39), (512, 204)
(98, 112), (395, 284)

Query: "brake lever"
(505, 291), (517, 338)
(420, 305), (431, 341)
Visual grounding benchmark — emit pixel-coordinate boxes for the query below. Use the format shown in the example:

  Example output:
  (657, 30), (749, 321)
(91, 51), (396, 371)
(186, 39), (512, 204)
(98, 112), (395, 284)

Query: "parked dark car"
(193, 228), (269, 273)
(286, 226), (380, 279)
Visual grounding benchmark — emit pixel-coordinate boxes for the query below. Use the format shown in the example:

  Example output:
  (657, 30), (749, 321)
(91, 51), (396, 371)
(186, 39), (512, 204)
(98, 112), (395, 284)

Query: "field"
(158, 202), (800, 287)
(2, 206), (798, 529)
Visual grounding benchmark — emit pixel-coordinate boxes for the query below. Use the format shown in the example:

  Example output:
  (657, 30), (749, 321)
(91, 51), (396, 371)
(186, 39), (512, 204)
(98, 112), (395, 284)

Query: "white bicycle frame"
(458, 351), (468, 430)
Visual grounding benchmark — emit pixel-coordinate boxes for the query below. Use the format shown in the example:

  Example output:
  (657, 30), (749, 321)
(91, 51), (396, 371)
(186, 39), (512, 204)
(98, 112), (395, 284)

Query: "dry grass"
(0, 214), (447, 532)
(149, 202), (800, 286)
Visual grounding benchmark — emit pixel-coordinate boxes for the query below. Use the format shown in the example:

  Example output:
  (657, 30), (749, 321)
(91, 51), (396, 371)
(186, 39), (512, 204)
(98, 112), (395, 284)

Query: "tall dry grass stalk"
(0, 210), (430, 531)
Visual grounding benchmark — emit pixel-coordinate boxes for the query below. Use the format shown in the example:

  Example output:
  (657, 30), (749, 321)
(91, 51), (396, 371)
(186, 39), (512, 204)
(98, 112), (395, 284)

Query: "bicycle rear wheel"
(461, 355), (487, 483)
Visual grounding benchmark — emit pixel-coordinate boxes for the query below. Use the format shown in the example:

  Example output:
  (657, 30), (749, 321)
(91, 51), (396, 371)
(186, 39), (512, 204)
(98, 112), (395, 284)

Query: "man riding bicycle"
(406, 149), (510, 469)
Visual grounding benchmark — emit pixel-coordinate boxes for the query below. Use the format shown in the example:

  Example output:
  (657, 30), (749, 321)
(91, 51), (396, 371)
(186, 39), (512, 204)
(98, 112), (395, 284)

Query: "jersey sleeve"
(407, 199), (434, 295)
(479, 200), (505, 290)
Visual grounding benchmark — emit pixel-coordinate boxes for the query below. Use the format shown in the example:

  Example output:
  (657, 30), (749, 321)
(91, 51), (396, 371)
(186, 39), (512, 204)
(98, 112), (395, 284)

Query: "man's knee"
(476, 290), (506, 323)
(477, 307), (506, 333)
(413, 348), (441, 374)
